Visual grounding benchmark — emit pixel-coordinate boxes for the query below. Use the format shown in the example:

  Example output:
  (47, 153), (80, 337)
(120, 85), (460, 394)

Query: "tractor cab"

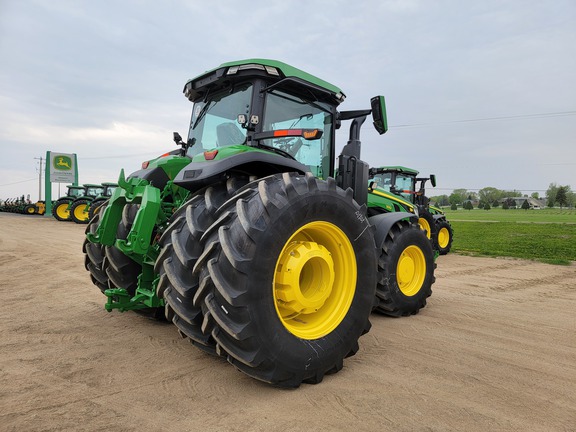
(101, 182), (118, 197)
(180, 60), (344, 183)
(369, 166), (420, 203)
(174, 59), (386, 203)
(84, 184), (105, 198)
(66, 185), (85, 199)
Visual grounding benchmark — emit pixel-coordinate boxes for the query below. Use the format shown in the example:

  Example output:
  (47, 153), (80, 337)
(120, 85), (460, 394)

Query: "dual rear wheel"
(83, 172), (436, 387)
(161, 172), (433, 387)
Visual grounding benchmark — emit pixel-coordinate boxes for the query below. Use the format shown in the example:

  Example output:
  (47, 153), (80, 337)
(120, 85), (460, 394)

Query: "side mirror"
(173, 132), (183, 144)
(430, 174), (437, 188)
(370, 95), (388, 135)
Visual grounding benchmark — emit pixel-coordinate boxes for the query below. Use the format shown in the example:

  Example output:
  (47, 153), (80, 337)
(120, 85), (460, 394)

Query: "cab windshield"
(186, 83), (252, 157)
(86, 186), (104, 197)
(262, 90), (333, 179)
(393, 174), (416, 202)
(371, 173), (416, 202)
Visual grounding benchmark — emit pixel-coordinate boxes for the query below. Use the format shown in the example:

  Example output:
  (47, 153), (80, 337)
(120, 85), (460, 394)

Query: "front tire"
(88, 199), (106, 221)
(83, 208), (109, 292)
(104, 204), (144, 297)
(373, 220), (435, 317)
(189, 172), (377, 387)
(52, 199), (72, 221)
(70, 199), (90, 224)
(435, 219), (453, 255)
(417, 212), (435, 240)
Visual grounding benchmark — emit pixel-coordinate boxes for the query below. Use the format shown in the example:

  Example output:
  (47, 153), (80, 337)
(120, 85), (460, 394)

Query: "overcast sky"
(1, 0), (574, 202)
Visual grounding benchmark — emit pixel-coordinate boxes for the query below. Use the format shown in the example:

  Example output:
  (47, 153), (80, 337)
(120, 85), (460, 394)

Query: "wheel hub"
(75, 204), (89, 221)
(438, 227), (449, 248)
(273, 221), (356, 340)
(56, 204), (69, 219)
(397, 245), (426, 296)
(275, 241), (335, 316)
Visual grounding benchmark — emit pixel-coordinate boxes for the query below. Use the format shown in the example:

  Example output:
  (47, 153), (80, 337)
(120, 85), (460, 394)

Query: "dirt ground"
(1, 212), (575, 432)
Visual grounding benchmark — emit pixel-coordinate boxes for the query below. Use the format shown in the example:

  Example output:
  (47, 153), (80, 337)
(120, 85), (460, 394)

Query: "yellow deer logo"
(54, 155), (72, 171)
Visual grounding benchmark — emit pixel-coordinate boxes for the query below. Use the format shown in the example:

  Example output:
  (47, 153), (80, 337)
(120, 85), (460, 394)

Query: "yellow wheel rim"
(74, 204), (89, 221)
(397, 245), (426, 296)
(26, 207), (35, 214)
(418, 217), (432, 239)
(437, 227), (450, 248)
(56, 203), (70, 220)
(273, 221), (356, 340)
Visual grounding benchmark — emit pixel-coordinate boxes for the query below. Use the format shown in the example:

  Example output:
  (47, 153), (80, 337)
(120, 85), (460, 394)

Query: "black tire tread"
(191, 172), (376, 387)
(158, 178), (249, 354)
(373, 220), (435, 317)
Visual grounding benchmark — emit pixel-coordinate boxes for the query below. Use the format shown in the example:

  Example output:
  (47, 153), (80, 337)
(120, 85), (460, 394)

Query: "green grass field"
(440, 208), (576, 264)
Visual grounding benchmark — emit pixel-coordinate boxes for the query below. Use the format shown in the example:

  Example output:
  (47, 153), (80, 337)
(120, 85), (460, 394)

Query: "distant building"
(500, 197), (545, 209)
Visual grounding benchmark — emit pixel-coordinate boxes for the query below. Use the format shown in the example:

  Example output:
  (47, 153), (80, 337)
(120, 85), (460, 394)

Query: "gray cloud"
(1, 0), (574, 201)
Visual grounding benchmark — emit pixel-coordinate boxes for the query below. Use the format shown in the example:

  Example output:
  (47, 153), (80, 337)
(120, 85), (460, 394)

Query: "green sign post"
(44, 151), (79, 217)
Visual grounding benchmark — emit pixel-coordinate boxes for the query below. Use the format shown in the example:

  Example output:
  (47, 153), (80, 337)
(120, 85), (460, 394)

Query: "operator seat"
(216, 122), (245, 146)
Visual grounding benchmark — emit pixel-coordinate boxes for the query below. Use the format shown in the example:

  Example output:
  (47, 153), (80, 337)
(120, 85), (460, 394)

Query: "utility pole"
(34, 156), (43, 201)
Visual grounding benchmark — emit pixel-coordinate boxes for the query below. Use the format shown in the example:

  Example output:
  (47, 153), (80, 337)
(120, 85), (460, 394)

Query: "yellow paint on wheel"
(437, 227), (450, 248)
(56, 203), (70, 220)
(418, 217), (431, 239)
(273, 221), (356, 340)
(396, 245), (426, 296)
(74, 204), (89, 221)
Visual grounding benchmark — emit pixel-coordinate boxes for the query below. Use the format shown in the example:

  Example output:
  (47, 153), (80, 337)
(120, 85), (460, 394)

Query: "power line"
(431, 187), (552, 195)
(391, 110), (576, 129)
(80, 152), (163, 160)
(0, 178), (36, 187)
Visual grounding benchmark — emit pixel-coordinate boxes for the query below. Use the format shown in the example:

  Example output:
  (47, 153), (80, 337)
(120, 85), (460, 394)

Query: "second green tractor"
(368, 166), (454, 255)
(84, 59), (437, 387)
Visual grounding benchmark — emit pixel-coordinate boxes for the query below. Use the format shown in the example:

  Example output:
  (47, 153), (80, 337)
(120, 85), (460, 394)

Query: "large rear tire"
(157, 178), (249, 354)
(373, 220), (435, 317)
(188, 172), (377, 387)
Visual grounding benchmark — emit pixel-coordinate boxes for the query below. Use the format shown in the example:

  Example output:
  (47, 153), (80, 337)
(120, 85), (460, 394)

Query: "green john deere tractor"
(83, 59), (436, 387)
(52, 185), (87, 221)
(69, 184), (106, 224)
(368, 166), (453, 255)
(87, 182), (118, 221)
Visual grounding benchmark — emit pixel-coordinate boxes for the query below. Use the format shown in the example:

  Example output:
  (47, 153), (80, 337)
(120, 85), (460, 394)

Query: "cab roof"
(184, 58), (345, 105)
(372, 166), (420, 176)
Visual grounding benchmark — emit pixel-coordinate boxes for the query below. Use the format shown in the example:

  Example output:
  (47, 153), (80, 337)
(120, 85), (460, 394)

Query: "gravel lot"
(1, 213), (575, 431)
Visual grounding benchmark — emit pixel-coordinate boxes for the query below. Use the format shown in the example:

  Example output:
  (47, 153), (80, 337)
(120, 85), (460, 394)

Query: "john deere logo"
(54, 155), (72, 171)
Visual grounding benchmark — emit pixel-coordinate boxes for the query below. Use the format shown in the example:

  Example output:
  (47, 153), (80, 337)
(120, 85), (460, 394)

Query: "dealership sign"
(49, 152), (77, 183)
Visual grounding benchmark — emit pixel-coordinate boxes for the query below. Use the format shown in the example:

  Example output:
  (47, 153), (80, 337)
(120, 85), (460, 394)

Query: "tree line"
(430, 183), (575, 209)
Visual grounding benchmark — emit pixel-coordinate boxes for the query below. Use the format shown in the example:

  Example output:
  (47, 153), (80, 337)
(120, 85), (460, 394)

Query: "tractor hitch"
(104, 286), (164, 313)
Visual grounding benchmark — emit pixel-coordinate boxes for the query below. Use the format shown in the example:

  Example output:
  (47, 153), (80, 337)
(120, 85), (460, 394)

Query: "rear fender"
(174, 151), (309, 191)
(369, 212), (418, 250)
